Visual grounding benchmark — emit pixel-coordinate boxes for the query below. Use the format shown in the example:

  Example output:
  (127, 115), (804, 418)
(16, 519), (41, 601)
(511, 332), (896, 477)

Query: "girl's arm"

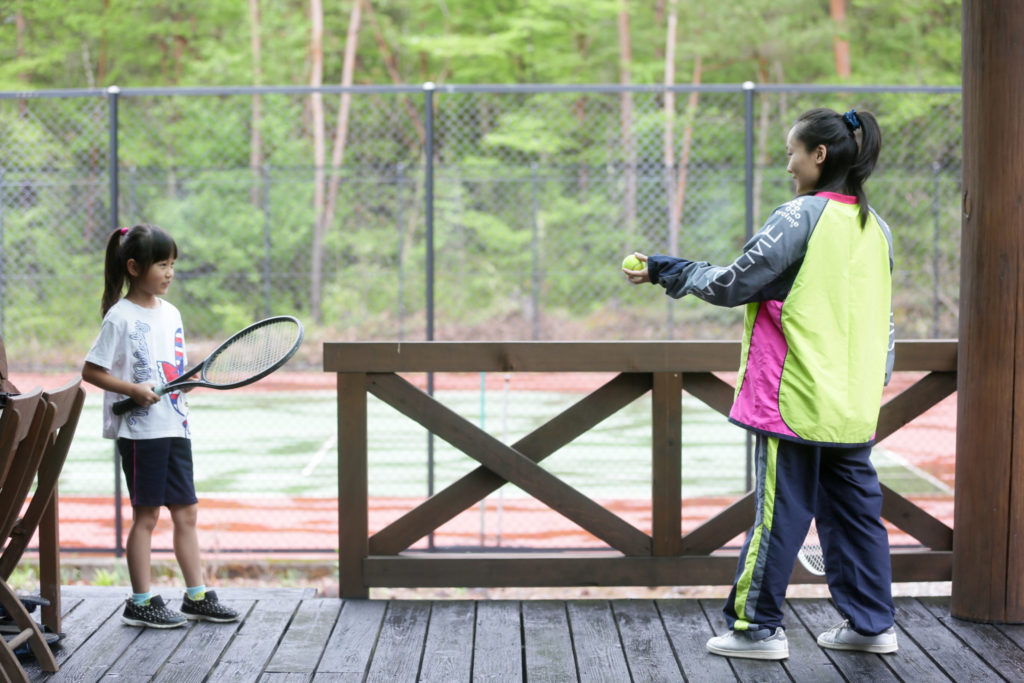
(82, 361), (161, 407)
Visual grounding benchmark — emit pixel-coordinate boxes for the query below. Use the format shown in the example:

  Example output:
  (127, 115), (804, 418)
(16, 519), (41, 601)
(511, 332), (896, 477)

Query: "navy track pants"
(723, 434), (896, 636)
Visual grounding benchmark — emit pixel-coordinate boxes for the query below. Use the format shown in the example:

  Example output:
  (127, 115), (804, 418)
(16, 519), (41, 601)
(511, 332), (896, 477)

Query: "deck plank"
(22, 596), (123, 677)
(208, 597), (302, 682)
(701, 598), (790, 682)
(780, 600), (844, 683)
(995, 621), (1024, 650)
(418, 600), (475, 682)
(471, 600), (522, 683)
(565, 601), (630, 682)
(788, 598), (901, 682)
(657, 599), (736, 681)
(40, 600), (143, 682)
(23, 589), (1021, 683)
(105, 601), (255, 681)
(314, 599), (387, 681)
(611, 599), (683, 682)
(918, 596), (1024, 680)
(151, 598), (248, 683)
(521, 600), (577, 683)
(263, 599), (341, 675)
(895, 597), (1004, 681)
(364, 600), (431, 683)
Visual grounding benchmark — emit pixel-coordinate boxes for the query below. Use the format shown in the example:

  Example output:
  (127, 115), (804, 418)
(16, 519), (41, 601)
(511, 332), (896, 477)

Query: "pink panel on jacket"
(729, 300), (798, 438)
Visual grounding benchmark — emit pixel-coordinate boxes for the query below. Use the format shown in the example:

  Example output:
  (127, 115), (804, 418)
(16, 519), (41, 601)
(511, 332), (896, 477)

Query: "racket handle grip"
(111, 397), (138, 416)
(111, 384), (169, 416)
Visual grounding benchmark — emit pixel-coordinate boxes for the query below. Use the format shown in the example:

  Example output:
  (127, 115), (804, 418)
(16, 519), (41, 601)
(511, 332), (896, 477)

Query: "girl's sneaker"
(121, 595), (187, 628)
(180, 591), (240, 623)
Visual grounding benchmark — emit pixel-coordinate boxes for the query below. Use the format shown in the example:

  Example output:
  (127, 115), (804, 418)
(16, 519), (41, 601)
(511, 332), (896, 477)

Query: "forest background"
(0, 1), (961, 90)
(0, 1), (962, 365)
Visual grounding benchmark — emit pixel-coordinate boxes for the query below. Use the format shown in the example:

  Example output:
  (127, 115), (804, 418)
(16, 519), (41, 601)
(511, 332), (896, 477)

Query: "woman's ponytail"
(792, 107), (883, 227)
(846, 110), (882, 227)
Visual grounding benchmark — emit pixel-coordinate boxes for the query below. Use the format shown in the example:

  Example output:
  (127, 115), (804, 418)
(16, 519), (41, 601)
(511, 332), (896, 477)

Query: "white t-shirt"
(85, 298), (191, 440)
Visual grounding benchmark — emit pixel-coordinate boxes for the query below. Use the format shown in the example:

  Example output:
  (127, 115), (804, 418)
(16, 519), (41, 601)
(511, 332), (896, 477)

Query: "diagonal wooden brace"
(368, 373), (652, 556)
(371, 373), (652, 554)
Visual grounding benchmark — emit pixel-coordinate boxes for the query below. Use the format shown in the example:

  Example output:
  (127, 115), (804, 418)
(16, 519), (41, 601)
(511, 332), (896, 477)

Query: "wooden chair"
(0, 388), (54, 680)
(0, 379), (85, 634)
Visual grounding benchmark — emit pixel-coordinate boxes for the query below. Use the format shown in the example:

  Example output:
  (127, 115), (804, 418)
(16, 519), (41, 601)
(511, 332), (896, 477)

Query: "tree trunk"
(670, 55), (702, 256)
(309, 0), (326, 321)
(752, 60), (779, 224)
(15, 0), (26, 113)
(249, 0), (264, 208)
(830, 0), (851, 78)
(325, 0), (366, 225)
(617, 1), (637, 235)
(663, 0), (677, 252)
(363, 0), (424, 145)
(97, 0), (109, 84)
(575, 34), (591, 195)
(320, 0), (364, 280)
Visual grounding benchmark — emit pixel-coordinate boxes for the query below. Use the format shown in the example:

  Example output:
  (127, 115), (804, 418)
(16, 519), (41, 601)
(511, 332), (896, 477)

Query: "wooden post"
(338, 372), (368, 599)
(954, 0), (1024, 623)
(651, 372), (682, 556)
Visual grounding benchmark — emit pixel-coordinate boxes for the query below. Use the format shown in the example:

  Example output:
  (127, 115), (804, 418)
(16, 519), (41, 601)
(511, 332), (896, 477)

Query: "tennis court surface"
(14, 371), (955, 555)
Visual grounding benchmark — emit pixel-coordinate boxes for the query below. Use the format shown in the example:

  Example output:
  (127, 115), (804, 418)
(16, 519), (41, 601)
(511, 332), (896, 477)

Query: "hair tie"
(843, 110), (861, 132)
(119, 227), (129, 236)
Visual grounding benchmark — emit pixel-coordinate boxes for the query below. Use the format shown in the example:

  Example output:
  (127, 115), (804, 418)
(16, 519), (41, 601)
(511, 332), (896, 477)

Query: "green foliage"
(0, 1), (962, 358)
(91, 566), (127, 587)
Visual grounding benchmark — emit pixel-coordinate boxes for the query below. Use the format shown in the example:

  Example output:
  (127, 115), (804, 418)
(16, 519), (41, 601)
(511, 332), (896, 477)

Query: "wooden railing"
(324, 340), (957, 599)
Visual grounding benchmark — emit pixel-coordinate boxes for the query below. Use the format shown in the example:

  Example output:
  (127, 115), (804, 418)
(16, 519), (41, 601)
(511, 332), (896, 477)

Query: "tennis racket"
(112, 315), (304, 416)
(797, 519), (826, 577)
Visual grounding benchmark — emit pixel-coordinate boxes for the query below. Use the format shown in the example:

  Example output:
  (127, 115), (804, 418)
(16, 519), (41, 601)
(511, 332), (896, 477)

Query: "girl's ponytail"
(846, 110), (882, 227)
(101, 227), (128, 318)
(99, 223), (178, 317)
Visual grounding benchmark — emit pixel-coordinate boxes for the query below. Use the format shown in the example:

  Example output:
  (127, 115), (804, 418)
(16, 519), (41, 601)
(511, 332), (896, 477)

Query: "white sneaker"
(817, 620), (898, 654)
(706, 627), (789, 660)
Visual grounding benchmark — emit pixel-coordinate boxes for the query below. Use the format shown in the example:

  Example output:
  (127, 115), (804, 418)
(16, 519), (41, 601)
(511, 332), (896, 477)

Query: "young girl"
(624, 108), (897, 659)
(83, 224), (238, 628)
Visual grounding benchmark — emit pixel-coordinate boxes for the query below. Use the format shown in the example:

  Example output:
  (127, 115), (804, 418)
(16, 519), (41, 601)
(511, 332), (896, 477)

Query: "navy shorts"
(118, 437), (198, 507)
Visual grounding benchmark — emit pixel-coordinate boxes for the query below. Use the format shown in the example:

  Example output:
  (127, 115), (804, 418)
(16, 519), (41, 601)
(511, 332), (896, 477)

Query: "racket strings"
(204, 322), (300, 385)
(797, 519), (826, 576)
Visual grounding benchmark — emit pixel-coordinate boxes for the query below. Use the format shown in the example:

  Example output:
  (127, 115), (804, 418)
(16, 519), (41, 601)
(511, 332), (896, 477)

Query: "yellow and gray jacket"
(647, 192), (894, 447)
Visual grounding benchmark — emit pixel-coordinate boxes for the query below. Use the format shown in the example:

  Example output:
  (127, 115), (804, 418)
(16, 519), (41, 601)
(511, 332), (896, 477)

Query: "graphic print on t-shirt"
(159, 327), (188, 431)
(125, 320), (153, 427)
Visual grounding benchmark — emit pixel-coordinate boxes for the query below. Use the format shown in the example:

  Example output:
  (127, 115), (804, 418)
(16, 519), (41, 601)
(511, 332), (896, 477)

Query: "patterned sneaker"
(121, 595), (187, 628)
(817, 620), (898, 654)
(706, 627), (789, 660)
(180, 591), (239, 623)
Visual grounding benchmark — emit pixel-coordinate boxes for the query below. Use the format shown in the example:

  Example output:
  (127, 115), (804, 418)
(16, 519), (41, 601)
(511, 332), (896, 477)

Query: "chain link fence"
(0, 83), (960, 554)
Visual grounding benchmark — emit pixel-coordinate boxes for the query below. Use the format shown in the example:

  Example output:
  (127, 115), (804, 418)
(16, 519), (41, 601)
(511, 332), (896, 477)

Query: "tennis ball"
(622, 254), (644, 271)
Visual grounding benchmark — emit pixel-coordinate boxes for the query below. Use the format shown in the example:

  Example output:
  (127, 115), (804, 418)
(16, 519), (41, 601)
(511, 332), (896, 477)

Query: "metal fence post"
(108, 85), (125, 557)
(743, 81), (756, 492)
(396, 162), (408, 341)
(530, 160), (541, 340)
(108, 86), (120, 231)
(0, 167), (5, 337)
(424, 82), (436, 549)
(262, 164), (273, 318)
(931, 160), (942, 338)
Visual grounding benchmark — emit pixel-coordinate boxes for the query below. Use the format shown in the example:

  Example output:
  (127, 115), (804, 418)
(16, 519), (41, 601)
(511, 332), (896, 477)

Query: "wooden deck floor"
(18, 586), (1024, 682)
